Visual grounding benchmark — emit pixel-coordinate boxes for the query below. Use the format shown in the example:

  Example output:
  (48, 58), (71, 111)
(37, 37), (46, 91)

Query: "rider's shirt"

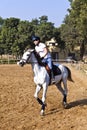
(35, 42), (51, 58)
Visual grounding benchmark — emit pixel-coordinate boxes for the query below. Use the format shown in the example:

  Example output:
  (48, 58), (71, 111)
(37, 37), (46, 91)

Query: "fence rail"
(0, 58), (77, 64)
(0, 58), (87, 75)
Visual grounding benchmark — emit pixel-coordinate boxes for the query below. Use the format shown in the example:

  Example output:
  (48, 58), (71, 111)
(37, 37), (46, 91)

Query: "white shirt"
(35, 42), (51, 58)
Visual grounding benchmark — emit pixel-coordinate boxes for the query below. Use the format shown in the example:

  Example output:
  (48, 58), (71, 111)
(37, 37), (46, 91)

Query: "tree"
(0, 17), (20, 54)
(0, 15), (64, 57)
(60, 0), (87, 60)
(70, 0), (87, 59)
(16, 20), (33, 55)
(39, 15), (48, 24)
(0, 16), (4, 26)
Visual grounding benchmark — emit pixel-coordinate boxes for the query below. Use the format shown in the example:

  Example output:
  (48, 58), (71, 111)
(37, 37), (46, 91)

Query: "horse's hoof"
(45, 103), (47, 107)
(63, 102), (67, 109)
(40, 110), (45, 116)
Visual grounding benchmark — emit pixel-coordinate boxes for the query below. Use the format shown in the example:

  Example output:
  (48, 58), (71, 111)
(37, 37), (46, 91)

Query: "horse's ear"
(30, 49), (34, 52)
(32, 49), (37, 54)
(27, 49), (34, 52)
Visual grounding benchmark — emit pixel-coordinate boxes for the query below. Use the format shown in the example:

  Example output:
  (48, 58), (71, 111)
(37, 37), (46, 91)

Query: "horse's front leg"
(34, 84), (45, 108)
(40, 83), (48, 116)
(34, 83), (48, 116)
(34, 84), (42, 105)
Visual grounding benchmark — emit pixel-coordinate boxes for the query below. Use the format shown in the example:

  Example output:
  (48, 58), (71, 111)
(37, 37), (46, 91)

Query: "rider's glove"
(40, 57), (44, 60)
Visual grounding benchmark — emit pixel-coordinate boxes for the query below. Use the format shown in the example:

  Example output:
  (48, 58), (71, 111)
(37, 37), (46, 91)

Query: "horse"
(17, 49), (73, 115)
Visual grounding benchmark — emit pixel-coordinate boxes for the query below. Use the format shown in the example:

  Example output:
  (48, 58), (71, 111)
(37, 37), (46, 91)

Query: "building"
(46, 38), (59, 60)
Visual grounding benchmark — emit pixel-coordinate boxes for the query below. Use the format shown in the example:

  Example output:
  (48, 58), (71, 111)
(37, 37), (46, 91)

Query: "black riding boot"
(51, 69), (55, 84)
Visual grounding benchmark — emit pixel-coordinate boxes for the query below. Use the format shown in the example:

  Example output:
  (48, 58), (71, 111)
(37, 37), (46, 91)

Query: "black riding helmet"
(32, 36), (40, 41)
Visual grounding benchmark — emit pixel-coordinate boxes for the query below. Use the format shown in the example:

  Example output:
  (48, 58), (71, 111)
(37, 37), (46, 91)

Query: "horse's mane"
(33, 50), (47, 67)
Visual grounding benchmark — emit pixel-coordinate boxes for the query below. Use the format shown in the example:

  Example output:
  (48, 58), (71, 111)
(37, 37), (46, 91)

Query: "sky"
(0, 0), (70, 27)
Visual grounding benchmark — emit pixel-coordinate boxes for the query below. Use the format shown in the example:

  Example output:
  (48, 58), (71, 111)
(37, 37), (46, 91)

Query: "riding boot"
(51, 69), (55, 84)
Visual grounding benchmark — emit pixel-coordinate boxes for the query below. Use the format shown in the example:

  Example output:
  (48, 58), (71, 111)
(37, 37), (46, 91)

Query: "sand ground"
(0, 64), (87, 130)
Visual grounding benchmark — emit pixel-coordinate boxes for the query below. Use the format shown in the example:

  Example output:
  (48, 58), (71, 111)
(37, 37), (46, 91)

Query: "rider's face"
(33, 40), (39, 45)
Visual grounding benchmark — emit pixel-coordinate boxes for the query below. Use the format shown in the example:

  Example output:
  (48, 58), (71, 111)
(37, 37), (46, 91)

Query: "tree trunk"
(80, 41), (85, 60)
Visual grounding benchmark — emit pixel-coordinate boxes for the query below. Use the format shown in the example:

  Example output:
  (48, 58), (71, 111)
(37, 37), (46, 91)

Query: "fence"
(0, 54), (20, 64)
(0, 55), (87, 75)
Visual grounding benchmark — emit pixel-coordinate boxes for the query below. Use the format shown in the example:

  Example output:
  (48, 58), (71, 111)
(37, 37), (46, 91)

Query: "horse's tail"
(65, 66), (74, 82)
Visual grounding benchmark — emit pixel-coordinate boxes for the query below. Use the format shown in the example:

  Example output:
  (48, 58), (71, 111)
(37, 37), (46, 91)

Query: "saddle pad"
(52, 64), (61, 76)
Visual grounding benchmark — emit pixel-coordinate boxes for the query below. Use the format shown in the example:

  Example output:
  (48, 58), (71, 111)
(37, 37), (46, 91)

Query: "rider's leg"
(42, 58), (55, 84)
(50, 69), (55, 84)
(47, 58), (55, 84)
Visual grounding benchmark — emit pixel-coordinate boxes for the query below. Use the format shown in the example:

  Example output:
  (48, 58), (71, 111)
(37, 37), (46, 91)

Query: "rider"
(32, 35), (55, 84)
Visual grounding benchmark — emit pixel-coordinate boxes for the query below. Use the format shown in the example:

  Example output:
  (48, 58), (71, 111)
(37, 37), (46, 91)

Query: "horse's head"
(17, 49), (34, 67)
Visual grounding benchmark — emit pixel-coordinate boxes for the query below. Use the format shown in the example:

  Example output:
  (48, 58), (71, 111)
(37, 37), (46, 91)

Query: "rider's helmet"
(32, 36), (40, 41)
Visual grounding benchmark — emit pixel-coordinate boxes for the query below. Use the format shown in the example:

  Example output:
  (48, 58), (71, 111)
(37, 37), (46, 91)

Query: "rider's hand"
(40, 57), (44, 60)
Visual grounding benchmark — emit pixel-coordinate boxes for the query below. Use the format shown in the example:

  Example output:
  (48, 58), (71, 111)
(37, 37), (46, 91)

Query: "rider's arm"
(42, 47), (48, 58)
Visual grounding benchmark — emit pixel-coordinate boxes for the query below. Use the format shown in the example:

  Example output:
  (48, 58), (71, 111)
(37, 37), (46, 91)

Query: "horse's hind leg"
(56, 82), (67, 108)
(62, 79), (68, 108)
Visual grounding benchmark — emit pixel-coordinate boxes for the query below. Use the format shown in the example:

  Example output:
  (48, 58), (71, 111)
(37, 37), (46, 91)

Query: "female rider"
(32, 35), (55, 84)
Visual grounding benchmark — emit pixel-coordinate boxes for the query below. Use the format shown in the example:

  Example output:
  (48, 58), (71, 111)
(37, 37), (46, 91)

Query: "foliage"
(0, 1), (87, 61)
(60, 0), (87, 60)
(0, 16), (64, 57)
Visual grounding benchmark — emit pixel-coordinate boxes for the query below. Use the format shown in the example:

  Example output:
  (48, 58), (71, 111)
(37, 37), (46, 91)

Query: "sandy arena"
(0, 64), (87, 130)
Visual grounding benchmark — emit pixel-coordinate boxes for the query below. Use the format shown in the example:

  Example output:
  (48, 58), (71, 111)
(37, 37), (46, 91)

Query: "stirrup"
(51, 79), (55, 84)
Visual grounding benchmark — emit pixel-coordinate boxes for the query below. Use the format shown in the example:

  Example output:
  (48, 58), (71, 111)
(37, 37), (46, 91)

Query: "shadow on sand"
(67, 98), (87, 109)
(45, 98), (87, 116)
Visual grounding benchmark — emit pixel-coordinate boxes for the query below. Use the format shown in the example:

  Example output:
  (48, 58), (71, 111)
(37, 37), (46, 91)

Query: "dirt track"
(0, 64), (87, 130)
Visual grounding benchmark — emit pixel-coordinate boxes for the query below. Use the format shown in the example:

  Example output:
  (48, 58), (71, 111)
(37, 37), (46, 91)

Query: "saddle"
(52, 64), (61, 76)
(45, 63), (61, 76)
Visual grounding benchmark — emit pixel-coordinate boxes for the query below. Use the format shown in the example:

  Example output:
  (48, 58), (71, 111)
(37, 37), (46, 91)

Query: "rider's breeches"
(42, 57), (52, 70)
